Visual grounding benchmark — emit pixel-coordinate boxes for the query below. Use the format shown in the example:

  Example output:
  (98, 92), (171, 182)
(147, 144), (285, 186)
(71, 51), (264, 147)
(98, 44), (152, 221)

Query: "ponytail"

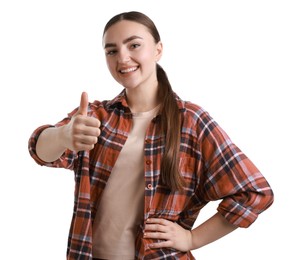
(157, 64), (185, 191)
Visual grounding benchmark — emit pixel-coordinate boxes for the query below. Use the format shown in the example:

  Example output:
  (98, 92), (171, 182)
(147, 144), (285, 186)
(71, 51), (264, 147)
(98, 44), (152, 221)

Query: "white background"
(0, 0), (296, 259)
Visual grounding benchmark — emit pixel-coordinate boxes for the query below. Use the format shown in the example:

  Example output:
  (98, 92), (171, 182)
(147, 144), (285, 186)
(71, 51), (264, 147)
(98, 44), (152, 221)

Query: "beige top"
(92, 105), (160, 259)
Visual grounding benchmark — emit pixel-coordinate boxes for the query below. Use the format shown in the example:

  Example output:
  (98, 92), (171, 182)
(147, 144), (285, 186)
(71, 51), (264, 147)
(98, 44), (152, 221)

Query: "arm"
(144, 110), (273, 251)
(190, 212), (237, 249)
(36, 125), (69, 162)
(35, 92), (101, 162)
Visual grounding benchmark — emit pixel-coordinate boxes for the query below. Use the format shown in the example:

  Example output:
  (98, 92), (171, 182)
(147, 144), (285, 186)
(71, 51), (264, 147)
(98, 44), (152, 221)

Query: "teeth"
(120, 67), (137, 73)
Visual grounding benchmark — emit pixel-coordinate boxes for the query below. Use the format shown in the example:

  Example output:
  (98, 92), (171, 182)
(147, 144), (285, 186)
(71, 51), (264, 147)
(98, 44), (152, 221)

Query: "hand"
(144, 218), (193, 252)
(63, 92), (101, 152)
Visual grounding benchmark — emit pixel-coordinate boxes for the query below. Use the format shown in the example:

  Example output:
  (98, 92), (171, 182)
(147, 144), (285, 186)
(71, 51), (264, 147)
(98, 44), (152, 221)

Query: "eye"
(106, 49), (117, 56)
(130, 43), (140, 49)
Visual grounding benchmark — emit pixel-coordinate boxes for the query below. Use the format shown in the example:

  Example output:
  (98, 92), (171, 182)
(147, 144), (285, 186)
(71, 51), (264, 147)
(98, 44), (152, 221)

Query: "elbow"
(257, 187), (274, 214)
(218, 188), (274, 228)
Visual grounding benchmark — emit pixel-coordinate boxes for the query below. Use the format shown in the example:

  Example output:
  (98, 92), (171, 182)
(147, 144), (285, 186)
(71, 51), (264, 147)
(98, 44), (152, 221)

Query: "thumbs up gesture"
(64, 92), (101, 152)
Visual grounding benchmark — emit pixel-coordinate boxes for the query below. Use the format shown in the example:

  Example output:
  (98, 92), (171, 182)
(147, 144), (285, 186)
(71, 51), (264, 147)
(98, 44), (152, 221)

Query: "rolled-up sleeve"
(198, 111), (274, 228)
(28, 123), (77, 171)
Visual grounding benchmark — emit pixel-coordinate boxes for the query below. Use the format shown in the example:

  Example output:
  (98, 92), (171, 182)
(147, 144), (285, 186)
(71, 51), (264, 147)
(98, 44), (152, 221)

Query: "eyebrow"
(104, 35), (143, 49)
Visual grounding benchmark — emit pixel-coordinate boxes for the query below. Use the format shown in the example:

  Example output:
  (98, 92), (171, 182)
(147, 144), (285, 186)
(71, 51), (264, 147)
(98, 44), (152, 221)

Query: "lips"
(119, 66), (138, 74)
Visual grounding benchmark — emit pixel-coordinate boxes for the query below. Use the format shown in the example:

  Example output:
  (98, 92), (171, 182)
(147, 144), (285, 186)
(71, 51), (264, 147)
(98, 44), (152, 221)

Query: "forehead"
(103, 20), (153, 44)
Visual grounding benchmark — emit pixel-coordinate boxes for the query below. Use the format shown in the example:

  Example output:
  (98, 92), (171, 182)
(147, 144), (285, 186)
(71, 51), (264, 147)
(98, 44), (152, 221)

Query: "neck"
(126, 82), (160, 113)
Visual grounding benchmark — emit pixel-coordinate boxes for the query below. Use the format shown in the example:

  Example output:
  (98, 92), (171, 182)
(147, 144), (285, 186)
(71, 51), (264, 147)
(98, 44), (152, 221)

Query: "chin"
(121, 81), (140, 90)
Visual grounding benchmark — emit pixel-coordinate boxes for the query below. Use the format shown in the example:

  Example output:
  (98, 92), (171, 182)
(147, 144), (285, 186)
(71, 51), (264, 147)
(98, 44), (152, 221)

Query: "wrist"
(188, 229), (194, 251)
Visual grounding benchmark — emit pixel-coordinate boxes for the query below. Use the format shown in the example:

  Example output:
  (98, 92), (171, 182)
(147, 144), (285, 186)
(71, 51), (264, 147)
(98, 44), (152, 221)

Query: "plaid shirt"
(28, 90), (274, 259)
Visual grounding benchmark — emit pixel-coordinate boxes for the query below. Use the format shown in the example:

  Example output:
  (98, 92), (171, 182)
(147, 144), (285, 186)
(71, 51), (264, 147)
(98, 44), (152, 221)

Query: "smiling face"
(103, 20), (163, 91)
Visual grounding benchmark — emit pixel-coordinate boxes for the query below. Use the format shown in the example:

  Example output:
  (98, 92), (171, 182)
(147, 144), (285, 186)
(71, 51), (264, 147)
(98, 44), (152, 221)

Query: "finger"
(76, 125), (101, 137)
(149, 240), (172, 249)
(73, 143), (96, 152)
(75, 135), (98, 146)
(144, 231), (170, 240)
(145, 223), (167, 233)
(77, 91), (88, 116)
(84, 117), (101, 128)
(72, 136), (98, 151)
(146, 218), (170, 225)
(73, 115), (101, 130)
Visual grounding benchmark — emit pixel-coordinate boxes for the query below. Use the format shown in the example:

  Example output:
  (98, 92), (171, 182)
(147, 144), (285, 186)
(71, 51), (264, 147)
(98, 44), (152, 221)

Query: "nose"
(118, 48), (131, 63)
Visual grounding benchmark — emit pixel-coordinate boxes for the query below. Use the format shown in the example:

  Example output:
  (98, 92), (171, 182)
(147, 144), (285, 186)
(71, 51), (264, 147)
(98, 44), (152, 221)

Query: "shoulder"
(176, 96), (222, 140)
(176, 96), (213, 124)
(183, 101), (206, 117)
(87, 90), (129, 120)
(88, 99), (113, 121)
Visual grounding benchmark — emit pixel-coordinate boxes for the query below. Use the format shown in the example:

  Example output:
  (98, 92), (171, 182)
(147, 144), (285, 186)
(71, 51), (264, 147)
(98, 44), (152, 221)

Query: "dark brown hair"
(103, 11), (185, 191)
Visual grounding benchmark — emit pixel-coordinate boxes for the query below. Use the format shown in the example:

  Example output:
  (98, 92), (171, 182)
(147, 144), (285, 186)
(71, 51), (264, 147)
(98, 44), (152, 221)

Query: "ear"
(155, 41), (163, 62)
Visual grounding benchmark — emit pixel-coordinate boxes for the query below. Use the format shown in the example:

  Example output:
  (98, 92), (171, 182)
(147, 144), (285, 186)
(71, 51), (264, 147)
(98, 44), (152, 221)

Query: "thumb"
(77, 91), (88, 116)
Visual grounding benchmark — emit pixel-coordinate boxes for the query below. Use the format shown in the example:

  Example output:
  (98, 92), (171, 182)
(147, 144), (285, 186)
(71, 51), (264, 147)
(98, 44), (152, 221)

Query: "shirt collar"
(105, 89), (186, 114)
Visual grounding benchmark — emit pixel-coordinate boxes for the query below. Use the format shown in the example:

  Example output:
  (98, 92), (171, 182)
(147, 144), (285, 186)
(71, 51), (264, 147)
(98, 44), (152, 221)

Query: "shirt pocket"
(149, 157), (198, 221)
(179, 156), (198, 194)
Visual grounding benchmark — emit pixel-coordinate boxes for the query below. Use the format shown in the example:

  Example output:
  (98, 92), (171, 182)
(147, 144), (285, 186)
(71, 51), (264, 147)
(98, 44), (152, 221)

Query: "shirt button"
(146, 160), (152, 165)
(147, 184), (153, 190)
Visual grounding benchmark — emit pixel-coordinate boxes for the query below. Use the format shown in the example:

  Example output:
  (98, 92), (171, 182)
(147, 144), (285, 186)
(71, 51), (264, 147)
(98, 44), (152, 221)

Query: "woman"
(28, 11), (274, 260)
